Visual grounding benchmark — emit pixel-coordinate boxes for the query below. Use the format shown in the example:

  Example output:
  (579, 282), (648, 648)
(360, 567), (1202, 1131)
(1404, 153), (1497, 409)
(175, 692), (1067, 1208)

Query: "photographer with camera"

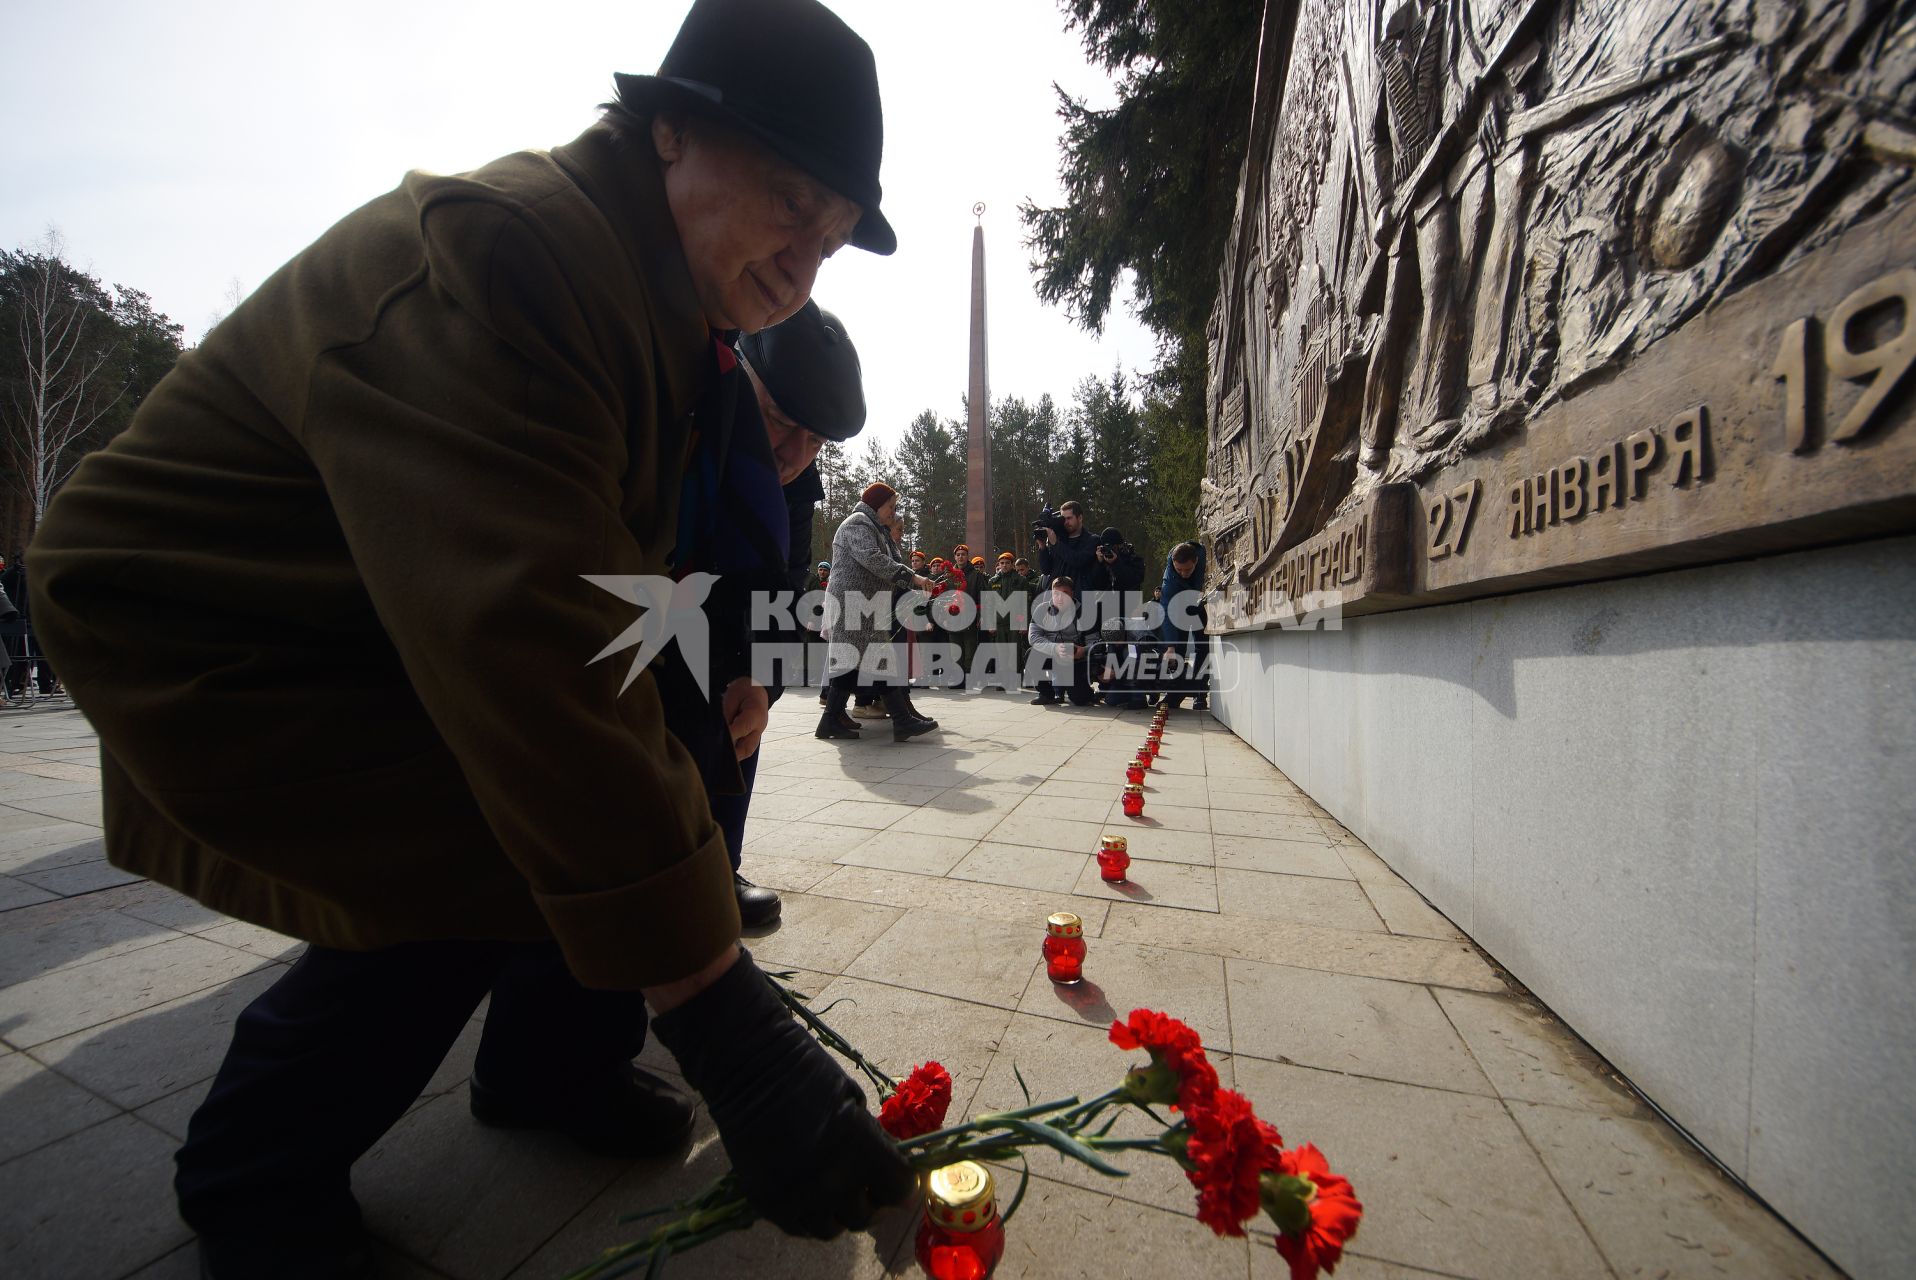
(1034, 499), (1098, 591)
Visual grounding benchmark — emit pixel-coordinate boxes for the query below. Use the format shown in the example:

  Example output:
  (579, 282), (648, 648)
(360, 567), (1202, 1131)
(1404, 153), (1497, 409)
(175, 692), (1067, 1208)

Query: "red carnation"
(1184, 1089), (1282, 1237)
(878, 1061), (953, 1140)
(1109, 1009), (1219, 1112)
(1266, 1143), (1362, 1280)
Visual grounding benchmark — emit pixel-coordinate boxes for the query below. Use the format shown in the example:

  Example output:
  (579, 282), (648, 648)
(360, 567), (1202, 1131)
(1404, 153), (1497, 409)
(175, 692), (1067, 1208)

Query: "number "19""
(1772, 267), (1916, 453)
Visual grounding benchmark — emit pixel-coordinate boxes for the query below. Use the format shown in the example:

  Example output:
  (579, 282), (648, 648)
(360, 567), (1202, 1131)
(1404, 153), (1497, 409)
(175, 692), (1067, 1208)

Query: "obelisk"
(965, 202), (993, 556)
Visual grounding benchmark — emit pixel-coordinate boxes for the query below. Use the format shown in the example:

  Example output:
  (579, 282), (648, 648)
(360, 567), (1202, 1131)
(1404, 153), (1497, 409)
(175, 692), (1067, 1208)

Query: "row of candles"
(915, 705), (1174, 1277)
(1037, 704), (1168, 989)
(912, 705), (1164, 1272)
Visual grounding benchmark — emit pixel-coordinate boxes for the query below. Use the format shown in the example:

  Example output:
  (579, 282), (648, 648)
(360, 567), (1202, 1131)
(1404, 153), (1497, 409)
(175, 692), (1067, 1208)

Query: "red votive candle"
(1043, 912), (1087, 984)
(1127, 758), (1147, 785)
(1097, 836), (1131, 882)
(1122, 784), (1145, 817)
(916, 1161), (1005, 1279)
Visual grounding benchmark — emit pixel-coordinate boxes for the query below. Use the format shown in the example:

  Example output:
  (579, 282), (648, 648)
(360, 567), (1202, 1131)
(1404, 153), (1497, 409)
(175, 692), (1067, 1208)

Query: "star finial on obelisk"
(966, 203), (993, 556)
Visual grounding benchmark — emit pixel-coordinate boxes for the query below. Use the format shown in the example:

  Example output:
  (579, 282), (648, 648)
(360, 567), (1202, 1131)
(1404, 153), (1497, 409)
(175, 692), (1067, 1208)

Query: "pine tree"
(1022, 0), (1263, 556)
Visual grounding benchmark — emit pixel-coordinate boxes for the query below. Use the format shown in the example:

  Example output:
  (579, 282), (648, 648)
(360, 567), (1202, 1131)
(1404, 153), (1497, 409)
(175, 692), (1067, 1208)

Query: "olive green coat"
(29, 123), (739, 989)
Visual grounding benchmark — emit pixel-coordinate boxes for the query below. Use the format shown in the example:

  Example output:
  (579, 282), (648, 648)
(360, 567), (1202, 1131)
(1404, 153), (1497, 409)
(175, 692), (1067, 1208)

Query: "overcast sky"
(0, 0), (1160, 456)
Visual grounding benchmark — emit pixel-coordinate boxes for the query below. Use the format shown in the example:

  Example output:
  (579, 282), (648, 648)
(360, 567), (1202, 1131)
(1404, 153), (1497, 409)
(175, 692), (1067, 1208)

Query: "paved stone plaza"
(0, 693), (1841, 1279)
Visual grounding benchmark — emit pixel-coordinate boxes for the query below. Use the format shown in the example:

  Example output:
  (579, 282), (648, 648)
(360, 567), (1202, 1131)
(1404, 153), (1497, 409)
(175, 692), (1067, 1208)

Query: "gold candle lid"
(1123, 783), (1144, 795)
(926, 1160), (997, 1231)
(1100, 835), (1128, 853)
(1045, 911), (1084, 937)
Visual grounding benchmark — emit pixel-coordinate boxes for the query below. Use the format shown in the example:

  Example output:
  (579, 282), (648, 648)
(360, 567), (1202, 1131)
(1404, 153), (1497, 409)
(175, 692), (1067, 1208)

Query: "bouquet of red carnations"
(564, 984), (1361, 1280)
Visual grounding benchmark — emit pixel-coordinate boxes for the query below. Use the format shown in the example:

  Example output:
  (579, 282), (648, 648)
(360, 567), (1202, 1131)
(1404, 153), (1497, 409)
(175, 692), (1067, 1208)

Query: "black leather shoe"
(198, 1226), (374, 1280)
(903, 697), (938, 729)
(893, 714), (936, 743)
(816, 710), (860, 739)
(735, 873), (782, 928)
(1029, 695), (1057, 705)
(469, 1064), (695, 1158)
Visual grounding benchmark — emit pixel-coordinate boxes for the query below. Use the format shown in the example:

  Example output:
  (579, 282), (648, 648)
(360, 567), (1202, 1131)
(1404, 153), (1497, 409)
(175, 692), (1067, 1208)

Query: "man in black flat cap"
(702, 298), (869, 927)
(29, 0), (913, 1275)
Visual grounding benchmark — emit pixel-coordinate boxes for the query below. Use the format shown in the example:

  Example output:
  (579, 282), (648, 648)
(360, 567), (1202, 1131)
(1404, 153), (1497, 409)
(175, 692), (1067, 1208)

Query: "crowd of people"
(809, 490), (1212, 735)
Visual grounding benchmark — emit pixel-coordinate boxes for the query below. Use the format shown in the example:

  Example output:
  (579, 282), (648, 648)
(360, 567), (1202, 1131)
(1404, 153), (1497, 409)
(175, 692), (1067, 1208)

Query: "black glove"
(651, 948), (915, 1238)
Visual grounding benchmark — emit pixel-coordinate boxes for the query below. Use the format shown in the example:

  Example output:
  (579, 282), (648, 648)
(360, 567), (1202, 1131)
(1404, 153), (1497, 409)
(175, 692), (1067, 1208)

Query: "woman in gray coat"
(820, 482), (936, 741)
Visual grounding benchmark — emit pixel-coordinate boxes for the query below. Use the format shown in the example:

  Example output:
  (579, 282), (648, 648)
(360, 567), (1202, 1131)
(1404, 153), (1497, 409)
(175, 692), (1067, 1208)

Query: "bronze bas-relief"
(1201, 0), (1916, 627)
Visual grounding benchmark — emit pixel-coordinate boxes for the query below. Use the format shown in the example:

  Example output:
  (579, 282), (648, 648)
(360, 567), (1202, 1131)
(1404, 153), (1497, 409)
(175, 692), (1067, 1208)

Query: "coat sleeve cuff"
(533, 831), (741, 990)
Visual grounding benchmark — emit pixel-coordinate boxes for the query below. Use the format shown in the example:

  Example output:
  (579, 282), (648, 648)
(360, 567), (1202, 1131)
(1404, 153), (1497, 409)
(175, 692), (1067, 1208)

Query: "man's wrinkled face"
(747, 367), (828, 485)
(654, 115), (863, 334)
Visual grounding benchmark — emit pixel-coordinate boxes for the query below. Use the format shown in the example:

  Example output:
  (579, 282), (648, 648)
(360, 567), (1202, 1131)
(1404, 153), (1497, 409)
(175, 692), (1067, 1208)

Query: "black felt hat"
(614, 0), (895, 255)
(739, 300), (866, 441)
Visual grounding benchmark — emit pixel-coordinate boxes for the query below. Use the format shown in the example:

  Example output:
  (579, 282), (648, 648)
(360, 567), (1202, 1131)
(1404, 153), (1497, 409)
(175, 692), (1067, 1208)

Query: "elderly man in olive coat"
(27, 1), (915, 1275)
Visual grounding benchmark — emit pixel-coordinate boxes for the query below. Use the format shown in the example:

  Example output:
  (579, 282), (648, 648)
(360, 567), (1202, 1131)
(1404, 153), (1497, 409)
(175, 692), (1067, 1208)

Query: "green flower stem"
(768, 976), (897, 1095)
(891, 1096), (1082, 1152)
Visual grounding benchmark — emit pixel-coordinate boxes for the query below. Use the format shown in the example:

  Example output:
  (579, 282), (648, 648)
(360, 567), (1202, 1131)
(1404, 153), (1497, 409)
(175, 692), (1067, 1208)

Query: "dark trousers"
(711, 748), (759, 871)
(175, 939), (647, 1236)
(1036, 656), (1094, 706)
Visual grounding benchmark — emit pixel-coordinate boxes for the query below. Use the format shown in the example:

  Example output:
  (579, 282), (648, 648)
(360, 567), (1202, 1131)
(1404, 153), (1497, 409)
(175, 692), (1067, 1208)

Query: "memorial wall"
(1200, 2), (1916, 1274)
(1202, 0), (1914, 622)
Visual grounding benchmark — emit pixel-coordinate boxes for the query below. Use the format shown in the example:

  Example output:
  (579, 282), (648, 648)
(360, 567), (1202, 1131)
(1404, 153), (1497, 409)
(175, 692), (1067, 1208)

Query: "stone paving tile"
(736, 850), (836, 893)
(742, 790), (838, 821)
(1212, 833), (1354, 879)
(805, 974), (1013, 1116)
(887, 800), (1019, 840)
(746, 893), (902, 975)
(1102, 902), (1505, 991)
(1101, 821), (1214, 865)
(5, 790), (104, 825)
(0, 934), (273, 1048)
(1232, 1056), (1610, 1280)
(31, 965), (284, 1109)
(1433, 989), (1649, 1119)
(355, 1092), (630, 1280)
(1211, 808), (1333, 844)
(1226, 958), (1495, 1095)
(0, 771), (99, 802)
(15, 857), (144, 896)
(744, 818), (882, 863)
(970, 1014), (1239, 1218)
(0, 1113), (192, 1280)
(981, 1171), (1254, 1279)
(1071, 857), (1219, 912)
(0, 827), (103, 875)
(1361, 882), (1465, 941)
(1204, 787), (1317, 816)
(847, 909), (1042, 1010)
(1005, 791), (1112, 827)
(1124, 800), (1211, 833)
(980, 809), (1108, 852)
(509, 1110), (917, 1280)
(133, 1077), (215, 1143)
(808, 798), (919, 830)
(806, 864), (1113, 936)
(0, 872), (57, 912)
(1215, 867), (1388, 933)
(1017, 938), (1230, 1051)
(834, 830), (979, 877)
(0, 1049), (119, 1163)
(99, 881), (229, 934)
(1339, 846), (1411, 889)
(1030, 777), (1117, 801)
(1508, 1101), (1841, 1279)
(948, 841), (1091, 895)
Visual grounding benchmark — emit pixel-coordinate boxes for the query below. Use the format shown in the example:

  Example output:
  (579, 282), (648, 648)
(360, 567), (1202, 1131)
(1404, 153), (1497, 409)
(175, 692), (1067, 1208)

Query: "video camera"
(1031, 505), (1068, 542)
